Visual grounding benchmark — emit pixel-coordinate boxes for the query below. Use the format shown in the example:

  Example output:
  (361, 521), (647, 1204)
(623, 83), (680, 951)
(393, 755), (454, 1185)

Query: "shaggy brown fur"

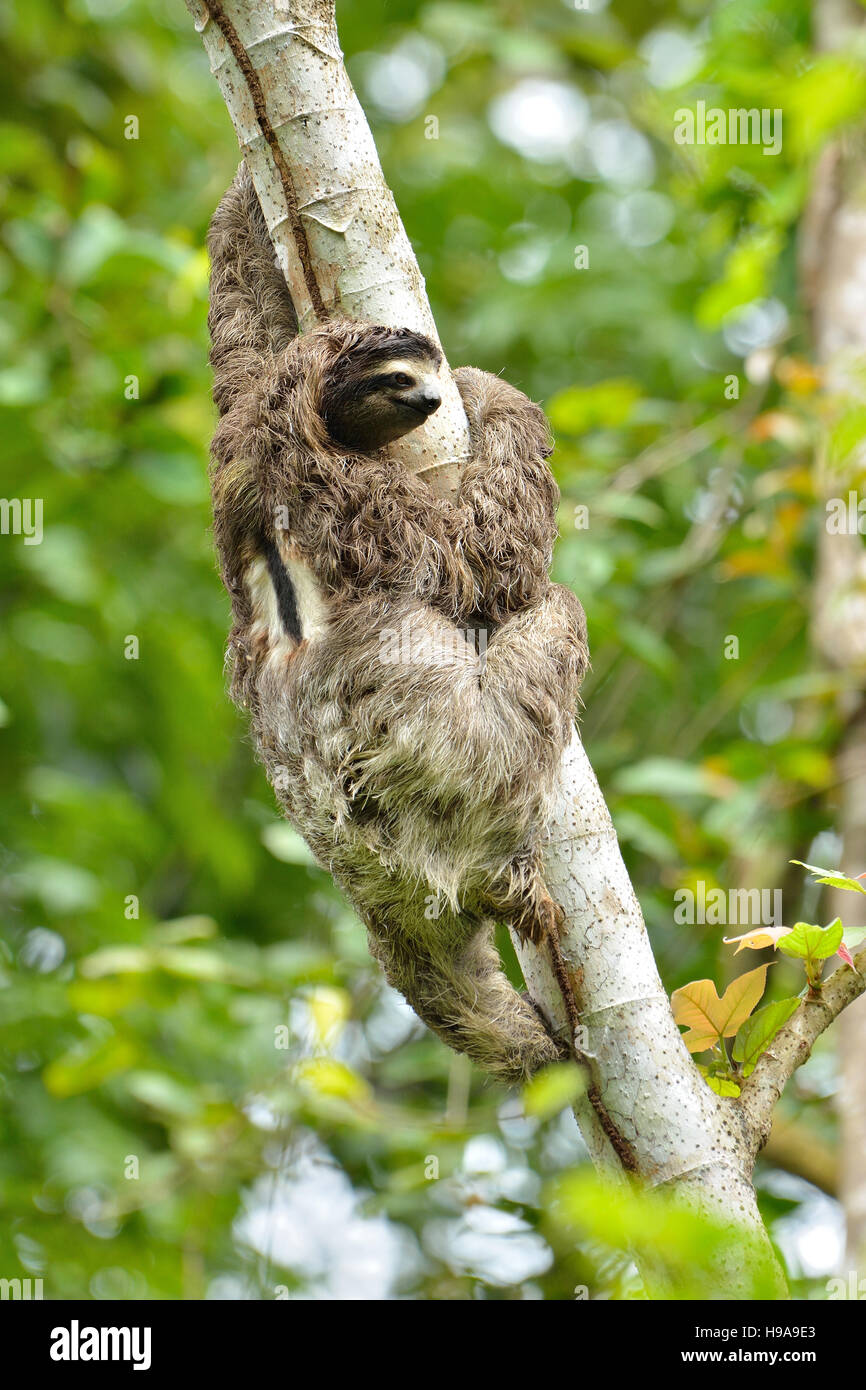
(207, 165), (589, 1083)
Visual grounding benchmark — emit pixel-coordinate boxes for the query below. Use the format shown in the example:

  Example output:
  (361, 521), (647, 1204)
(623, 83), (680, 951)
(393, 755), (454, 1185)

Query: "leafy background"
(0, 0), (860, 1298)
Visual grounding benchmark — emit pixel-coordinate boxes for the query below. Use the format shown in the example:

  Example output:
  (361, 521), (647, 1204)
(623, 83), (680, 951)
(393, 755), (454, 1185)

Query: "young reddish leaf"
(715, 964), (771, 1035)
(837, 942), (856, 969)
(671, 980), (724, 1050)
(723, 927), (792, 953)
(671, 965), (768, 1052)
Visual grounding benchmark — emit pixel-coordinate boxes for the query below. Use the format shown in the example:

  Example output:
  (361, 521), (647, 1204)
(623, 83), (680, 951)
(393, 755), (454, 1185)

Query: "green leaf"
(522, 1062), (585, 1119)
(152, 915), (218, 945)
(295, 1058), (372, 1104)
(732, 997), (801, 1077)
(617, 619), (677, 679)
(612, 758), (726, 800)
(79, 946), (154, 978)
(828, 406), (866, 470)
(123, 1071), (201, 1118)
(788, 56), (866, 155)
(10, 856), (101, 913)
(43, 1034), (138, 1097)
(813, 918), (845, 959)
(696, 230), (782, 328)
(154, 946), (255, 984)
(547, 379), (641, 433)
(790, 860), (866, 894)
(697, 1068), (741, 1098)
(67, 976), (146, 1016)
(778, 919), (844, 962)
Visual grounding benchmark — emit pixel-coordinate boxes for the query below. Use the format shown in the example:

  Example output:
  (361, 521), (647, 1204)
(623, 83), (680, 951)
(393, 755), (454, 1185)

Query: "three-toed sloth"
(207, 165), (588, 1083)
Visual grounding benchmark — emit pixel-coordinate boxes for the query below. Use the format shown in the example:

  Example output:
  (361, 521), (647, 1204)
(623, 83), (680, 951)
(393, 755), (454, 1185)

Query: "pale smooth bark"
(185, 0), (802, 1296)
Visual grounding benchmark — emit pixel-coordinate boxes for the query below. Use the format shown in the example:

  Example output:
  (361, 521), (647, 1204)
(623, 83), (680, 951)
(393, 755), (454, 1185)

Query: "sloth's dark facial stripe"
(331, 329), (442, 376)
(359, 339), (440, 366)
(261, 535), (302, 643)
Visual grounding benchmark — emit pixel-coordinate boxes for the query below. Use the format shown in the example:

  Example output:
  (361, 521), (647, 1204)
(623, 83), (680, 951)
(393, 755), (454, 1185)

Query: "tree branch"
(740, 947), (866, 1153)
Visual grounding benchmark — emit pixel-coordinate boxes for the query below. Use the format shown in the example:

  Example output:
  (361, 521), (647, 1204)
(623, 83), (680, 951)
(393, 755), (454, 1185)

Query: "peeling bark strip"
(200, 0), (328, 320)
(586, 1084), (640, 1173)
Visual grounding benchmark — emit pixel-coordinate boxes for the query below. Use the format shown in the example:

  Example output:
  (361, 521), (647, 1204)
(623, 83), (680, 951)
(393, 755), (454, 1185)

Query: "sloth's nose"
(409, 386), (442, 416)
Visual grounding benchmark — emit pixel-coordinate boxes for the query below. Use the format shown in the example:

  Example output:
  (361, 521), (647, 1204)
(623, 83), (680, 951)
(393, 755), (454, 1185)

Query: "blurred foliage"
(0, 0), (863, 1300)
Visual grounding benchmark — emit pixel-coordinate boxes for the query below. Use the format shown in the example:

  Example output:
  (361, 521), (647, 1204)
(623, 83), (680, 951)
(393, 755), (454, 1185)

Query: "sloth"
(207, 165), (589, 1083)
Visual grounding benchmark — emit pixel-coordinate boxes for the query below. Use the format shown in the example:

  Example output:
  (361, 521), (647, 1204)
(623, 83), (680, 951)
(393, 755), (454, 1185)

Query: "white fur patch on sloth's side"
(245, 544), (329, 667)
(246, 556), (293, 660)
(284, 549), (329, 640)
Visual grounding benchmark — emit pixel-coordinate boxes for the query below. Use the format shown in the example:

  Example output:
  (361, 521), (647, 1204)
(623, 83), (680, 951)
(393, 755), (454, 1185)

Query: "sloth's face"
(325, 352), (443, 453)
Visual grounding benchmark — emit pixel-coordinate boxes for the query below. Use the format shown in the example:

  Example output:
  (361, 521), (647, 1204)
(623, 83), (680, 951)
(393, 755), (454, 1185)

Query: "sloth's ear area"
(277, 322), (370, 442)
(241, 340), (332, 455)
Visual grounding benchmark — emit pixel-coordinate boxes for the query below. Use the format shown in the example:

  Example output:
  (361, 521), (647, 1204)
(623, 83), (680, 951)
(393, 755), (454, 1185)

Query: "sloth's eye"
(392, 372), (414, 387)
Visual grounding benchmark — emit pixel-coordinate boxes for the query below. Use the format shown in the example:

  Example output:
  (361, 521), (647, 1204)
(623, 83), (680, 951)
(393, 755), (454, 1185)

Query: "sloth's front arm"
(453, 365), (560, 624)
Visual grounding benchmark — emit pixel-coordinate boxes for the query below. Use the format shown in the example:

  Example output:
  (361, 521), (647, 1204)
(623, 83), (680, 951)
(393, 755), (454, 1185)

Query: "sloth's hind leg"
(365, 900), (568, 1086)
(485, 852), (581, 1053)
